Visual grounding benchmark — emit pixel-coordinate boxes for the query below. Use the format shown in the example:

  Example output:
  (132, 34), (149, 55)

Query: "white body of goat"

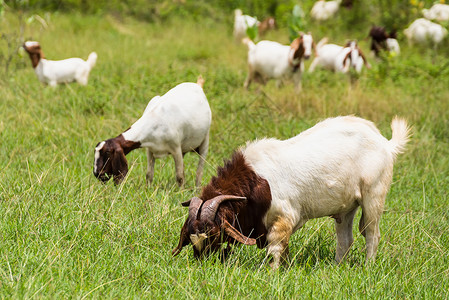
(309, 39), (370, 73)
(23, 41), (97, 87)
(242, 116), (410, 268)
(94, 79), (211, 187)
(404, 18), (448, 47)
(233, 9), (260, 41)
(422, 4), (449, 22)
(386, 38), (401, 55)
(310, 0), (341, 21)
(243, 33), (314, 91)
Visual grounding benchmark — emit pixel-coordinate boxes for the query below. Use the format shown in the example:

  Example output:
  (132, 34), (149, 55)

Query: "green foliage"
(245, 21), (258, 41)
(287, 4), (307, 42)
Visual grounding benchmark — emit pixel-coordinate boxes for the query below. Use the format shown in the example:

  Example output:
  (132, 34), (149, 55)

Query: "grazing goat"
(404, 18), (448, 48)
(23, 41), (97, 86)
(310, 0), (341, 21)
(242, 33), (315, 91)
(422, 4), (449, 22)
(309, 39), (371, 73)
(233, 9), (260, 41)
(93, 77), (211, 187)
(369, 26), (400, 57)
(173, 116), (411, 269)
(258, 17), (277, 37)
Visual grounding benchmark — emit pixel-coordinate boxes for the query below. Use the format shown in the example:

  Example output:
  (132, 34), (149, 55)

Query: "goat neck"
(115, 134), (141, 155)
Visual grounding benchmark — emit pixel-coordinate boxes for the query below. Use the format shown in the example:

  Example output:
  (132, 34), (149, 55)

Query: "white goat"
(404, 18), (448, 48)
(310, 0), (342, 21)
(422, 4), (449, 22)
(93, 77), (211, 187)
(174, 116), (411, 269)
(242, 33), (315, 91)
(23, 41), (97, 86)
(233, 9), (260, 41)
(309, 39), (371, 73)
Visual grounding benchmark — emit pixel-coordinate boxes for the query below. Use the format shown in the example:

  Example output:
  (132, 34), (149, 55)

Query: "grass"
(1, 9), (449, 299)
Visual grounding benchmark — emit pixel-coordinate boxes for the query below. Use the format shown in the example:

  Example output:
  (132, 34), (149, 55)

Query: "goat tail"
(86, 52), (98, 69)
(316, 37), (328, 49)
(196, 75), (205, 88)
(389, 116), (412, 159)
(242, 37), (256, 50)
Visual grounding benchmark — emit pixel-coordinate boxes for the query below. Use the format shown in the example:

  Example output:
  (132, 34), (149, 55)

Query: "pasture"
(1, 5), (449, 298)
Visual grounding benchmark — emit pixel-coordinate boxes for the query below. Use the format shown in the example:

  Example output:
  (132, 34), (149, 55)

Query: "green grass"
(1, 10), (449, 299)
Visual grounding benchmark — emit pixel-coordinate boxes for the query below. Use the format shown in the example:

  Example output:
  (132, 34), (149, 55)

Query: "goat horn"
(199, 195), (247, 222)
(182, 197), (203, 220)
(221, 219), (256, 245)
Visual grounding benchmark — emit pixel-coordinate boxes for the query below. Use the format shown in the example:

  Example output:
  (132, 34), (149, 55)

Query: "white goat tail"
(389, 117), (411, 158)
(87, 52), (98, 69)
(196, 75), (205, 88)
(242, 37), (255, 50)
(316, 37), (328, 49)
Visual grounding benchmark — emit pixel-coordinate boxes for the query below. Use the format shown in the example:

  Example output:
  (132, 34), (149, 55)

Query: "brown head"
(343, 41), (371, 71)
(368, 26), (389, 55)
(289, 32), (314, 69)
(258, 17), (277, 36)
(172, 151), (272, 259)
(172, 195), (257, 258)
(93, 134), (140, 185)
(23, 41), (44, 68)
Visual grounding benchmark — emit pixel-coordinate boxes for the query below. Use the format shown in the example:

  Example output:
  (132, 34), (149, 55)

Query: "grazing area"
(1, 2), (449, 298)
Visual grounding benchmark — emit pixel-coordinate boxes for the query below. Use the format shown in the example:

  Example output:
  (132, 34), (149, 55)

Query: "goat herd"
(20, 1), (430, 269)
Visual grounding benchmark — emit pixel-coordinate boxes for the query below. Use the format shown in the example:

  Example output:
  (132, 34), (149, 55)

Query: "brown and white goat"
(309, 39), (371, 73)
(173, 116), (411, 269)
(22, 41), (97, 86)
(93, 77), (211, 187)
(369, 26), (400, 57)
(242, 33), (315, 92)
(258, 17), (277, 37)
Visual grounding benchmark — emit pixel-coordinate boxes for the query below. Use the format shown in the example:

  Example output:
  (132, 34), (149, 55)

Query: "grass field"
(1, 9), (449, 298)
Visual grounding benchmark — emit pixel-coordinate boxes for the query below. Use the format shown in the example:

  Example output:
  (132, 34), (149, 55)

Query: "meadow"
(1, 4), (449, 298)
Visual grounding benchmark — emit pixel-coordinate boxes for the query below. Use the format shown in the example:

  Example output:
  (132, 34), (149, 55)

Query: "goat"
(258, 17), (277, 37)
(242, 33), (315, 92)
(93, 77), (211, 187)
(422, 4), (449, 22)
(310, 0), (342, 21)
(404, 18), (448, 48)
(309, 39), (371, 73)
(369, 26), (400, 57)
(173, 116), (411, 269)
(233, 9), (260, 41)
(22, 41), (97, 87)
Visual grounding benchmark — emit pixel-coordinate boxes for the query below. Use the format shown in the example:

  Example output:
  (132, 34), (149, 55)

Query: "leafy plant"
(287, 4), (306, 42)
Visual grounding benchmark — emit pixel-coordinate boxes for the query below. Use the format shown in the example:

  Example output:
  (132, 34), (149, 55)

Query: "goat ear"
(221, 219), (256, 246)
(358, 47), (371, 69)
(112, 148), (128, 184)
(172, 219), (191, 256)
(342, 51), (351, 72)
